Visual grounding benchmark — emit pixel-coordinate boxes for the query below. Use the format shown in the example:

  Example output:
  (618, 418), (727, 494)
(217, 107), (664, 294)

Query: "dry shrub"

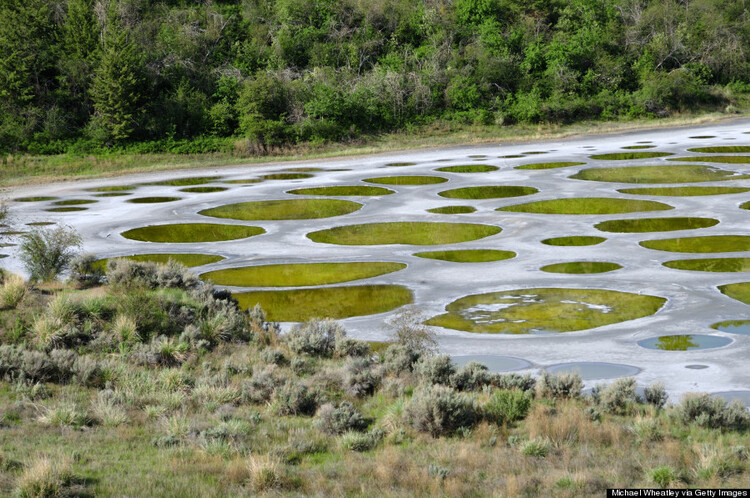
(526, 402), (622, 448)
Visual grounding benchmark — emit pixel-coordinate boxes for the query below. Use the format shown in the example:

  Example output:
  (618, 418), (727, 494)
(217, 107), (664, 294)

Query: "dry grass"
(16, 455), (75, 498)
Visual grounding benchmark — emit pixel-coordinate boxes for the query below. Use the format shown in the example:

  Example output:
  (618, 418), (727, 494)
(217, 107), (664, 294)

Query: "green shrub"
(536, 372), (583, 399)
(0, 346), (60, 383)
(384, 306), (437, 354)
(241, 367), (280, 404)
(450, 361), (491, 391)
(404, 384), (478, 437)
(650, 465), (678, 488)
(19, 226), (81, 282)
(286, 318), (345, 357)
(343, 358), (380, 397)
(314, 402), (367, 435)
(677, 393), (730, 428)
(261, 348), (286, 366)
(340, 429), (384, 452)
(644, 382), (668, 409)
(483, 389), (532, 425)
(333, 337), (370, 358)
(600, 378), (637, 414)
(274, 382), (318, 416)
(380, 344), (421, 375)
(415, 355), (456, 386)
(521, 438), (551, 457)
(68, 253), (104, 288)
(490, 373), (536, 393)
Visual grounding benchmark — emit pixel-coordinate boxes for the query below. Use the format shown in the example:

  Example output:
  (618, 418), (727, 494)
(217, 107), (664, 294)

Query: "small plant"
(521, 438), (551, 457)
(68, 253), (104, 288)
(315, 402), (367, 435)
(450, 361), (491, 391)
(384, 306), (438, 354)
(0, 274), (26, 309)
(415, 355), (456, 385)
(340, 429), (384, 452)
(246, 454), (283, 492)
(650, 465), (677, 488)
(261, 348), (286, 365)
(536, 372), (583, 399)
(344, 358), (380, 397)
(643, 381), (668, 409)
(677, 393), (749, 430)
(285, 318), (345, 357)
(404, 384), (478, 437)
(380, 344), (421, 375)
(599, 377), (637, 414)
(483, 389), (532, 425)
(274, 382), (318, 416)
(333, 336), (370, 358)
(37, 402), (93, 428)
(19, 226), (82, 282)
(16, 455), (76, 498)
(491, 373), (536, 392)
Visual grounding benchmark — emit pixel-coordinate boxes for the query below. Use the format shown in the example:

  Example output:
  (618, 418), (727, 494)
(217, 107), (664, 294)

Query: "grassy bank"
(3, 111), (748, 187)
(0, 259), (748, 496)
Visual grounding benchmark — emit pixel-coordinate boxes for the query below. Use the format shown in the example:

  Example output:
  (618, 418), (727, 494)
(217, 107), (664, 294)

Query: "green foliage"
(483, 389), (532, 425)
(404, 384), (479, 437)
(19, 226), (82, 282)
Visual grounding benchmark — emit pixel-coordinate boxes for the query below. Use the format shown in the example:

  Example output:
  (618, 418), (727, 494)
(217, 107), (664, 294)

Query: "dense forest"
(1, 0), (749, 155)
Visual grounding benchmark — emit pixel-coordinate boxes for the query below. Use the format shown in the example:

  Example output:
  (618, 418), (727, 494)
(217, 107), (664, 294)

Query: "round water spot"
(87, 185), (135, 192)
(589, 152), (673, 160)
(451, 355), (531, 372)
(621, 145), (656, 150)
(142, 176), (222, 186)
(545, 362), (640, 380)
(687, 146), (750, 153)
(541, 236), (606, 246)
(413, 249), (515, 263)
(14, 196), (58, 202)
(363, 176), (448, 185)
(179, 186), (229, 193)
(224, 179), (262, 184)
(233, 285), (413, 322)
(618, 186), (750, 196)
(307, 222), (502, 246)
(121, 223), (265, 243)
(521, 151), (548, 155)
(499, 154), (525, 159)
(640, 235), (750, 253)
(689, 136), (716, 139)
(127, 197), (181, 204)
(669, 156), (750, 164)
(595, 217), (719, 233)
(435, 165), (499, 173)
(540, 261), (622, 274)
(282, 167), (323, 172)
(515, 162), (586, 170)
(638, 334), (732, 351)
(571, 165), (749, 183)
(199, 199), (362, 220)
(287, 186), (395, 196)
(468, 155), (486, 159)
(52, 199), (98, 206)
(497, 197), (673, 215)
(712, 320), (750, 335)
(385, 162), (416, 167)
(261, 173), (314, 180)
(427, 206), (477, 214)
(0, 255), (6, 259)
(712, 391), (750, 407)
(718, 282), (750, 305)
(95, 253), (225, 270)
(46, 207), (87, 212)
(685, 365), (709, 369)
(201, 262), (406, 287)
(94, 192), (131, 197)
(425, 288), (666, 334)
(0, 231), (25, 236)
(664, 258), (750, 272)
(438, 186), (538, 199)
(26, 222), (55, 226)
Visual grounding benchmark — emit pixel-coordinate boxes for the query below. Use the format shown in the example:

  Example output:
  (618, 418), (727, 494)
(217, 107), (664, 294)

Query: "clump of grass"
(0, 273), (26, 309)
(16, 455), (76, 498)
(650, 466), (678, 488)
(246, 454), (284, 492)
(521, 438), (551, 457)
(37, 402), (93, 428)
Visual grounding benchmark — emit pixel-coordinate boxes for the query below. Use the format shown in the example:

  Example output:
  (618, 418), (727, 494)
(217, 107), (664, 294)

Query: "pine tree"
(89, 7), (144, 144)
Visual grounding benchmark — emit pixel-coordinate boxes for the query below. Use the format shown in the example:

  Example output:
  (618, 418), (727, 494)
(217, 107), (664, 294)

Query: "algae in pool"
(438, 186), (538, 199)
(14, 196), (58, 202)
(224, 179), (262, 184)
(689, 136), (716, 139)
(127, 197), (181, 204)
(499, 154), (525, 159)
(46, 207), (88, 212)
(363, 176), (448, 185)
(427, 206), (477, 214)
(94, 192), (131, 197)
(202, 262), (406, 287)
(712, 320), (750, 335)
(669, 156), (750, 164)
(497, 197), (673, 215)
(718, 282), (750, 305)
(95, 253), (225, 270)
(52, 199), (98, 206)
(595, 217), (718, 233)
(287, 186), (395, 196)
(26, 222), (55, 226)
(618, 186), (750, 196)
(425, 288), (666, 334)
(515, 162), (586, 170)
(687, 146), (750, 153)
(637, 334), (732, 351)
(385, 162), (416, 167)
(307, 222), (502, 246)
(262, 173), (314, 180)
(435, 165), (499, 173)
(143, 176), (222, 186)
(199, 199), (361, 220)
(541, 236), (606, 246)
(179, 186), (229, 193)
(413, 249), (515, 263)
(121, 223), (265, 243)
(640, 235), (750, 253)
(87, 185), (135, 192)
(540, 261), (622, 274)
(234, 285), (413, 321)
(621, 145), (656, 150)
(589, 152), (673, 160)
(663, 258), (750, 272)
(571, 165), (750, 183)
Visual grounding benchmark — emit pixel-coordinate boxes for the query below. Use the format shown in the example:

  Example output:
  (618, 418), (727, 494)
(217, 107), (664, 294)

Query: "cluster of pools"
(5, 122), (750, 402)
